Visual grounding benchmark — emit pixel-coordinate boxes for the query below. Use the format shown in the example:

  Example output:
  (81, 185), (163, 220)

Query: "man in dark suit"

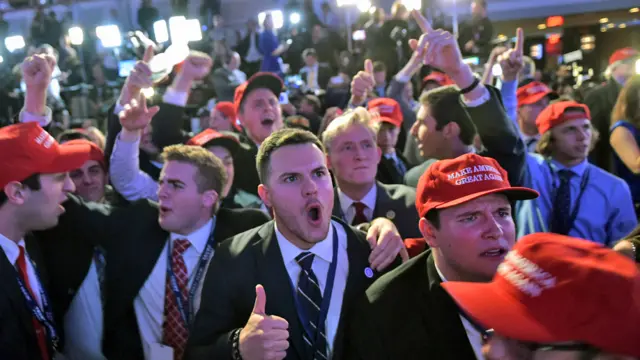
(236, 19), (262, 78)
(0, 122), (91, 360)
(344, 153), (539, 360)
(299, 48), (332, 91)
(321, 107), (421, 240)
(186, 128), (408, 360)
(367, 98), (411, 185)
(212, 52), (245, 102)
(232, 72), (285, 196)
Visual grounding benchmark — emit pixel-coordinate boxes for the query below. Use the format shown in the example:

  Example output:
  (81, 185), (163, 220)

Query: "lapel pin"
(386, 210), (396, 220)
(364, 267), (374, 278)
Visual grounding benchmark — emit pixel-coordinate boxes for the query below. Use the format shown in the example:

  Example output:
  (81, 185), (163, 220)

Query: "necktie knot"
(295, 252), (316, 272)
(173, 239), (191, 256)
(558, 169), (574, 182)
(353, 201), (367, 213)
(351, 201), (369, 226)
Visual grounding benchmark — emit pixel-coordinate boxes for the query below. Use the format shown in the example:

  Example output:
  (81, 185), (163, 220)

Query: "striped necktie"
(295, 252), (328, 360)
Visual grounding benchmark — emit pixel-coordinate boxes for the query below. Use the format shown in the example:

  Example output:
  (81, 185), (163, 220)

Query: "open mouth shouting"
(305, 201), (323, 227)
(480, 247), (508, 260)
(261, 118), (275, 127)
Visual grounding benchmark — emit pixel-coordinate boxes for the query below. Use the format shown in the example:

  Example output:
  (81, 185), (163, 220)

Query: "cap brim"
(378, 117), (401, 127)
(45, 143), (91, 174)
(520, 91), (553, 106)
(245, 73), (283, 100)
(203, 136), (249, 155)
(433, 187), (539, 211)
(442, 281), (557, 343)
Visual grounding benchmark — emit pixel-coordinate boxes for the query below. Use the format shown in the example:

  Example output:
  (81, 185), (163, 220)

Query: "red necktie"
(162, 239), (191, 360)
(351, 202), (369, 226)
(16, 246), (50, 360)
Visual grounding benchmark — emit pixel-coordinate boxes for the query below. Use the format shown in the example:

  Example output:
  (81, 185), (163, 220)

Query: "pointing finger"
(412, 9), (432, 33)
(142, 45), (155, 63)
(364, 59), (373, 75)
(514, 27), (524, 55)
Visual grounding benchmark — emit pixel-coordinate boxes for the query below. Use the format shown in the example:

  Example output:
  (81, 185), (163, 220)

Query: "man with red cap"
(62, 139), (112, 204)
(516, 100), (636, 245)
(208, 101), (239, 133)
(368, 98), (411, 185)
(344, 153), (538, 360)
(516, 81), (554, 152)
(232, 72), (285, 197)
(585, 47), (639, 171)
(444, 233), (640, 360)
(0, 122), (90, 359)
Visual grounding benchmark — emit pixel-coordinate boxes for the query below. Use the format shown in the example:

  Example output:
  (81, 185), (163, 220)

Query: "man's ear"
(442, 122), (460, 140)
(419, 218), (438, 249)
(258, 184), (271, 208)
(325, 154), (333, 171)
(3, 182), (27, 206)
(202, 190), (219, 210)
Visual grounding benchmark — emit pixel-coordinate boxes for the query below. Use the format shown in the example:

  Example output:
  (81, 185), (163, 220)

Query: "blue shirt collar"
(549, 158), (589, 177)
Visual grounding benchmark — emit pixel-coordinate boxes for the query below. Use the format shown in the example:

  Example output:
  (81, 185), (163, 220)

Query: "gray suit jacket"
(332, 182), (421, 240)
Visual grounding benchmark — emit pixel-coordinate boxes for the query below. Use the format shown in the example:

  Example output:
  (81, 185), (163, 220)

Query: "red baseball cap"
(64, 139), (105, 170)
(609, 47), (639, 66)
(517, 81), (553, 107)
(367, 98), (403, 128)
(422, 71), (455, 90)
(187, 129), (247, 155)
(0, 122), (91, 189)
(443, 233), (640, 357)
(415, 153), (538, 217)
(233, 72), (283, 116)
(535, 101), (591, 135)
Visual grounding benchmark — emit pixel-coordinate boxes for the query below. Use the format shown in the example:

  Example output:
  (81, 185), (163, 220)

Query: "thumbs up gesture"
(497, 28), (525, 82)
(350, 59), (376, 106)
(239, 285), (289, 360)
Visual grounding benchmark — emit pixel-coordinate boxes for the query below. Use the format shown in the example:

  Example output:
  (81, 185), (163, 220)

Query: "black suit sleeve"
(150, 102), (188, 149)
(472, 86), (527, 188)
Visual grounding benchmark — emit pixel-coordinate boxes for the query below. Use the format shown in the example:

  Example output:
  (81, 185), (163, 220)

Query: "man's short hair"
(302, 48), (317, 59)
(161, 145), (227, 198)
(373, 61), (387, 73)
(257, 128), (325, 184)
(303, 94), (322, 113)
(321, 107), (376, 153)
(57, 130), (92, 144)
(419, 85), (477, 145)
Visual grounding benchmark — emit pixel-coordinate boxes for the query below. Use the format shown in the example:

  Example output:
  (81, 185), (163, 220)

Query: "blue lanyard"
(289, 226), (339, 356)
(14, 261), (59, 353)
(166, 217), (217, 326)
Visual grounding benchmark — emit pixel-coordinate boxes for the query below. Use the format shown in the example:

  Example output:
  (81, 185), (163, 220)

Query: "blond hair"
(536, 124), (600, 156)
(161, 145), (227, 197)
(321, 107), (377, 153)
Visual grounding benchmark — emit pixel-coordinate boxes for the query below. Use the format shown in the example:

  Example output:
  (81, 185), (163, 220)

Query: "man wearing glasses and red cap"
(0, 122), (90, 359)
(516, 101), (636, 245)
(368, 98), (411, 185)
(585, 47), (639, 171)
(444, 233), (640, 360)
(345, 153), (539, 360)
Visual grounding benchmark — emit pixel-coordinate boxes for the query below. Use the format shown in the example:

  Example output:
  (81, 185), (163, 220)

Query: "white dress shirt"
(435, 265), (483, 360)
(134, 218), (215, 359)
(245, 31), (262, 63)
(64, 260), (106, 360)
(337, 183), (377, 224)
(304, 63), (320, 90)
(274, 220), (349, 358)
(0, 235), (43, 308)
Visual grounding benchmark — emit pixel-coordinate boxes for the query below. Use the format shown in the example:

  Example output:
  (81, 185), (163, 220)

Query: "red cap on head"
(233, 72), (284, 116)
(0, 122), (91, 189)
(609, 47), (639, 66)
(517, 81), (553, 107)
(443, 233), (640, 357)
(63, 139), (105, 170)
(422, 72), (455, 89)
(187, 129), (245, 154)
(535, 101), (590, 135)
(215, 101), (236, 121)
(367, 98), (403, 128)
(415, 153), (538, 218)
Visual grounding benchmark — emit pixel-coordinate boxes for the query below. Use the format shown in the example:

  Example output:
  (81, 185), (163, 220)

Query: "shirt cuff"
(19, 107), (52, 127)
(461, 87), (491, 108)
(114, 103), (125, 116)
(394, 74), (410, 83)
(162, 88), (189, 107)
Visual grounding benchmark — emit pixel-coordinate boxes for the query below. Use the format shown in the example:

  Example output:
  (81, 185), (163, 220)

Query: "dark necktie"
(162, 239), (191, 360)
(394, 156), (407, 176)
(295, 252), (328, 360)
(351, 202), (369, 226)
(550, 170), (574, 235)
(525, 138), (537, 151)
(16, 246), (49, 360)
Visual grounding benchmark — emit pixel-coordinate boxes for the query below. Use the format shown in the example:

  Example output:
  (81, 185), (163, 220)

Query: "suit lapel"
(213, 210), (238, 245)
(253, 223), (306, 360)
(372, 182), (393, 220)
(422, 253), (477, 359)
(332, 188), (345, 220)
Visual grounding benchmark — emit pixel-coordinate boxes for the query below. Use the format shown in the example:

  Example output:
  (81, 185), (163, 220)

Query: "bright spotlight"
(169, 16), (187, 44)
(154, 20), (169, 43)
(96, 25), (122, 48)
(258, 10), (284, 29)
(401, 0), (421, 10)
(290, 12), (301, 25)
(356, 0), (372, 12)
(68, 26), (84, 46)
(636, 59), (640, 75)
(0, 56), (3, 64)
(183, 19), (203, 42)
(5, 35), (25, 53)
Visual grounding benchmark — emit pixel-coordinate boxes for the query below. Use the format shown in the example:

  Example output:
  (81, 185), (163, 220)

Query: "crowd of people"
(1, 1), (640, 360)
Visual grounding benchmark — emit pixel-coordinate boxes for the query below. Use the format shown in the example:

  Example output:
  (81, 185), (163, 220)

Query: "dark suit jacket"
(376, 152), (411, 185)
(233, 135), (260, 196)
(585, 79), (621, 172)
(185, 218), (388, 360)
(236, 31), (260, 61)
(35, 195), (270, 359)
(343, 250), (476, 360)
(212, 67), (243, 102)
(299, 63), (332, 90)
(0, 237), (54, 360)
(404, 159), (437, 188)
(332, 182), (421, 240)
